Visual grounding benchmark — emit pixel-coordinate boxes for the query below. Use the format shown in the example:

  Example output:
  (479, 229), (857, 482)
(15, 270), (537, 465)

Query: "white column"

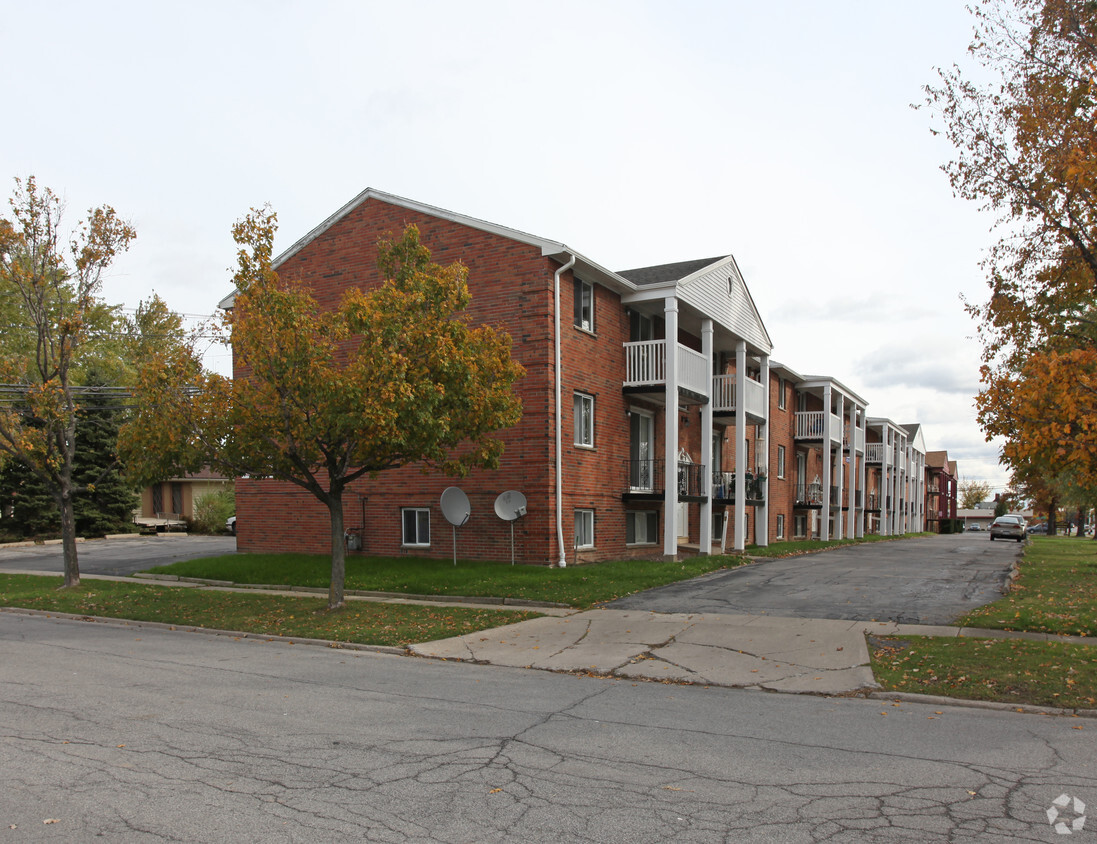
(663, 298), (679, 557)
(756, 354), (770, 547)
(821, 384), (832, 541)
(835, 393), (845, 540)
(699, 320), (714, 554)
(734, 340), (747, 551)
(856, 409), (867, 538)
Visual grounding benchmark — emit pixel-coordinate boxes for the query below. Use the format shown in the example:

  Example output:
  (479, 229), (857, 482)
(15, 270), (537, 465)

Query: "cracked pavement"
(3, 612), (1095, 842)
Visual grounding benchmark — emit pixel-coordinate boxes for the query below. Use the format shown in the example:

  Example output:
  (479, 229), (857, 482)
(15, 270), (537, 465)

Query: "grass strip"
(0, 574), (540, 647)
(868, 634), (1097, 710)
(960, 536), (1097, 637)
(145, 553), (747, 608)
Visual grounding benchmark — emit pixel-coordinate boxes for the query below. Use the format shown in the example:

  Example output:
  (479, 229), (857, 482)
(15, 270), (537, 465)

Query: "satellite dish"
(440, 487), (471, 567)
(494, 490), (528, 522)
(440, 487), (471, 527)
(494, 490), (527, 565)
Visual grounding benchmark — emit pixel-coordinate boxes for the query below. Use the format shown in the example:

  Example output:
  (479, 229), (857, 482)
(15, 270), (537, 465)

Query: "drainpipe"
(554, 253), (577, 567)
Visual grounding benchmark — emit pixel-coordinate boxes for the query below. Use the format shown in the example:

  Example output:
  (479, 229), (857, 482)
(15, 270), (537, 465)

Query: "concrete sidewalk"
(410, 608), (889, 693)
(410, 608), (1097, 694)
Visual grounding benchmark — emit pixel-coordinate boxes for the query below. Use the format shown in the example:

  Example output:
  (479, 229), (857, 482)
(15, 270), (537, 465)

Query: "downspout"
(554, 253), (577, 567)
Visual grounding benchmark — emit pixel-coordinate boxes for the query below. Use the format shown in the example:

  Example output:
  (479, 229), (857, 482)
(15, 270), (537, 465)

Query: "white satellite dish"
(440, 487), (471, 566)
(493, 490), (527, 522)
(494, 491), (528, 565)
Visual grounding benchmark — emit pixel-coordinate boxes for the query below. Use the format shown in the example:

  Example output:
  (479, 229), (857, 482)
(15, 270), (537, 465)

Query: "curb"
(868, 690), (1097, 719)
(130, 573), (571, 609)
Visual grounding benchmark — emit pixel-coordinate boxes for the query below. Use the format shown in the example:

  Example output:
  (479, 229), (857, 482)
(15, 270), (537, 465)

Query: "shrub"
(191, 488), (235, 535)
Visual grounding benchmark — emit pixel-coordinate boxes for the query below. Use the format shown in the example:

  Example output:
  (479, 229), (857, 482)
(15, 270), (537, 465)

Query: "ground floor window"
(402, 508), (430, 546)
(626, 510), (658, 545)
(575, 509), (594, 549)
(794, 514), (807, 539)
(776, 513), (785, 540)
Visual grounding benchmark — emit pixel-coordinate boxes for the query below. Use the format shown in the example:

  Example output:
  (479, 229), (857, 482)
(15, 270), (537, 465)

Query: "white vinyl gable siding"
(677, 257), (772, 354)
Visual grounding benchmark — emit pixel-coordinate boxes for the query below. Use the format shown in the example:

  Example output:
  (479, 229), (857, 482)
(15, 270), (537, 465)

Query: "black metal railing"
(713, 472), (766, 503)
(677, 462), (707, 498)
(626, 458), (664, 494)
(795, 482), (823, 506)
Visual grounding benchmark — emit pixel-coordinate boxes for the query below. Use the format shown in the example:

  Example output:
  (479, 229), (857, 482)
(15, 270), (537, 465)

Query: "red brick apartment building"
(224, 189), (931, 564)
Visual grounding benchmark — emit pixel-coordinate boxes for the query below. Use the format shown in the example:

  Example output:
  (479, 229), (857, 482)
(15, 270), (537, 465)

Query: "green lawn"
(745, 533), (929, 558)
(868, 634), (1097, 709)
(869, 536), (1097, 708)
(145, 552), (746, 608)
(0, 574), (540, 647)
(960, 536), (1097, 637)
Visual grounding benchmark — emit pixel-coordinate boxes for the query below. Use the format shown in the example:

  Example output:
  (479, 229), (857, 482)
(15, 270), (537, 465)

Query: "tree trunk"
(1077, 507), (1086, 537)
(326, 492), (346, 610)
(1048, 496), (1058, 537)
(58, 486), (80, 589)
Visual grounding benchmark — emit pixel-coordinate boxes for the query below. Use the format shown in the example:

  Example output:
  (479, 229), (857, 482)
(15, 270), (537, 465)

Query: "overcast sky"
(4, 0), (1009, 490)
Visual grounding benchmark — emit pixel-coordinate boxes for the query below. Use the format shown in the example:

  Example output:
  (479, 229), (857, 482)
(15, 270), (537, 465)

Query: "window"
(401, 508), (430, 546)
(151, 484), (163, 514)
(575, 510), (594, 549)
(778, 377), (787, 410)
(777, 445), (786, 479)
(574, 392), (594, 447)
(776, 514), (786, 539)
(574, 278), (594, 331)
(626, 511), (658, 545)
(794, 514), (807, 539)
(629, 310), (653, 342)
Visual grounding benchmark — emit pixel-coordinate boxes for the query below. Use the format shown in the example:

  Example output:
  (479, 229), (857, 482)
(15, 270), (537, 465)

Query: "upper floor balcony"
(712, 471), (765, 504)
(624, 340), (708, 401)
(866, 442), (886, 463)
(711, 375), (767, 422)
(795, 411), (842, 443)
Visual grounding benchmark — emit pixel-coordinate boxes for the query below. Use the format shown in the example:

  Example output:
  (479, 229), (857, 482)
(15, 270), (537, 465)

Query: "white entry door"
(677, 502), (689, 543)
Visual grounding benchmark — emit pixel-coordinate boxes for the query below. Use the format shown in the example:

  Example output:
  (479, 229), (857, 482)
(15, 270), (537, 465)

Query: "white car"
(989, 514), (1025, 542)
(226, 516), (237, 536)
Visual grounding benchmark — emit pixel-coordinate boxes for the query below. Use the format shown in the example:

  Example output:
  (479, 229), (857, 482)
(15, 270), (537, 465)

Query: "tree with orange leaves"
(121, 209), (524, 610)
(926, 1), (1097, 496)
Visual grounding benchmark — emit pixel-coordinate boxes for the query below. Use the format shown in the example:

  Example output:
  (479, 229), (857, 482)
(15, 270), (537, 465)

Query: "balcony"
(865, 492), (881, 511)
(795, 482), (824, 507)
(866, 443), (885, 463)
(795, 411), (842, 443)
(712, 471), (766, 503)
(711, 375), (768, 421)
(624, 340), (708, 400)
(843, 425), (865, 453)
(624, 459), (707, 501)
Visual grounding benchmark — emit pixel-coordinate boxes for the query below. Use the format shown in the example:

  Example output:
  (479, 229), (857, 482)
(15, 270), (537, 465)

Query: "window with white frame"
(778, 377), (787, 410)
(574, 392), (594, 447)
(626, 510), (658, 545)
(776, 513), (786, 540)
(574, 509), (594, 549)
(401, 508), (430, 546)
(574, 278), (594, 331)
(777, 445), (786, 479)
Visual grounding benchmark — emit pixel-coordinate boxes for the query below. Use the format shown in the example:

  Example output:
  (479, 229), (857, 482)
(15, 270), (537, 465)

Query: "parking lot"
(0, 535), (237, 576)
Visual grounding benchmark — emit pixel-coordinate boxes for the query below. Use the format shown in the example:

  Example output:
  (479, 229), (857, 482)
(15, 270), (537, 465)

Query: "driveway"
(607, 533), (1019, 625)
(0, 535), (236, 576)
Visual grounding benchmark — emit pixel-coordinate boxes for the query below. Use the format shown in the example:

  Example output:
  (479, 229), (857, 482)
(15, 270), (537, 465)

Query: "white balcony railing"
(623, 340), (708, 398)
(711, 375), (767, 419)
(866, 442), (886, 463)
(795, 411), (843, 443)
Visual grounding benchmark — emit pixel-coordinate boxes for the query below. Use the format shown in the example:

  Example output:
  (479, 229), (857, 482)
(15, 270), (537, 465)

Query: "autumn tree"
(959, 478), (993, 510)
(122, 209), (524, 610)
(0, 178), (135, 586)
(926, 1), (1097, 496)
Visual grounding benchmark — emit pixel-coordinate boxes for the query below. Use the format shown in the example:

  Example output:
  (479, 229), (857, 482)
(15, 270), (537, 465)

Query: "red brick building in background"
(222, 189), (938, 564)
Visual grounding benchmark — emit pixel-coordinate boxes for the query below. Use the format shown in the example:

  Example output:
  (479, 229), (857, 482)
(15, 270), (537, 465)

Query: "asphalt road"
(2, 612), (1093, 843)
(0, 535), (237, 576)
(609, 534), (1020, 625)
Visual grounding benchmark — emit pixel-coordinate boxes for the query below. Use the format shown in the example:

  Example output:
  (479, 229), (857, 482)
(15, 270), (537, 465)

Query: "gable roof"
(618, 257), (728, 286)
